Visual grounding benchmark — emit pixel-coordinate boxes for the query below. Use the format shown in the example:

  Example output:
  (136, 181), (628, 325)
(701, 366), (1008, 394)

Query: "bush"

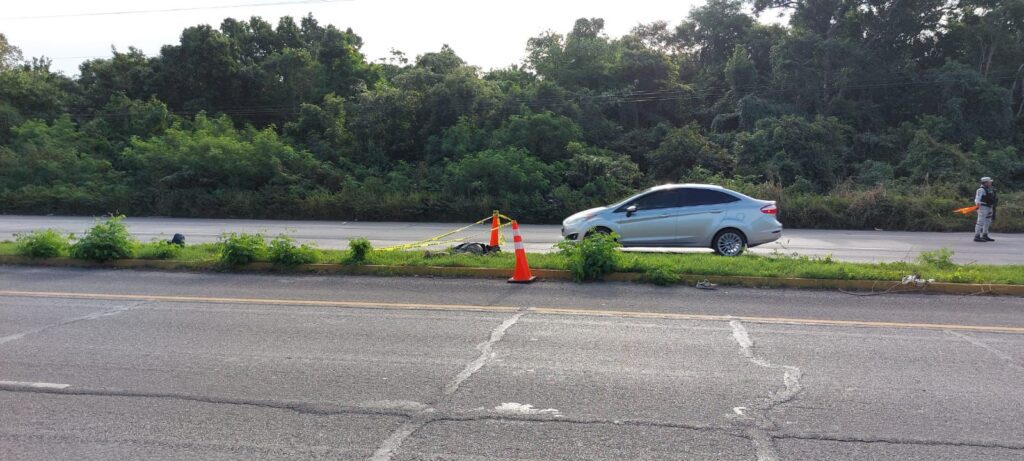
(70, 216), (136, 262)
(917, 247), (956, 269)
(218, 233), (267, 265)
(136, 241), (183, 260)
(642, 266), (680, 286)
(269, 235), (319, 266)
(556, 232), (621, 282)
(347, 237), (372, 264)
(14, 229), (72, 258)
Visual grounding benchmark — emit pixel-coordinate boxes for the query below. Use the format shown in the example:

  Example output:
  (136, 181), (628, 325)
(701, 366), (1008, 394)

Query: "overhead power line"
(0, 0), (352, 21)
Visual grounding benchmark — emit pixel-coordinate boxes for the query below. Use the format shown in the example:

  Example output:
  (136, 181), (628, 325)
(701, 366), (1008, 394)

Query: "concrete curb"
(0, 255), (1021, 296)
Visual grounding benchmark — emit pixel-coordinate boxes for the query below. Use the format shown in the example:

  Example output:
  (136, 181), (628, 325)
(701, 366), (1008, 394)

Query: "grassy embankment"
(1, 240), (1021, 286)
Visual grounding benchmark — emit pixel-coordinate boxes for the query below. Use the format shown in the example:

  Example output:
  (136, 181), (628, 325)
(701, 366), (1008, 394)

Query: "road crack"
(729, 319), (805, 461)
(0, 383), (422, 418)
(774, 432), (1024, 451)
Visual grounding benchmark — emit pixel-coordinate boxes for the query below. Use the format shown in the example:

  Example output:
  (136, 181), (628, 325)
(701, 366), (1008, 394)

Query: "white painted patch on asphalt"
(365, 400), (431, 412)
(0, 380), (70, 390)
(729, 320), (803, 403)
(443, 311), (526, 397)
(731, 320), (754, 351)
(746, 428), (780, 461)
(0, 331), (32, 345)
(493, 402), (561, 416)
(946, 330), (1023, 370)
(0, 302), (146, 346)
(370, 419), (429, 461)
(371, 310), (527, 461)
(729, 319), (803, 461)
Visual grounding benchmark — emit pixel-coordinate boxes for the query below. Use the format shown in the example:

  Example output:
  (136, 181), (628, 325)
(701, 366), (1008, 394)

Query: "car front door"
(613, 190), (684, 245)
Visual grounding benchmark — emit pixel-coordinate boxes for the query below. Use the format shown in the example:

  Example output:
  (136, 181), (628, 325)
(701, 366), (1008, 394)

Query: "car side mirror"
(626, 205), (637, 217)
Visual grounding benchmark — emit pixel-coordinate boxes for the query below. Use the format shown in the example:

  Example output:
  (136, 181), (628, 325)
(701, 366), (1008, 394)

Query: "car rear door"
(612, 190), (683, 245)
(674, 189), (740, 244)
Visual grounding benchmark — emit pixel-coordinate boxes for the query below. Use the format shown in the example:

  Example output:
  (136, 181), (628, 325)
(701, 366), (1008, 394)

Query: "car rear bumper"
(747, 220), (783, 247)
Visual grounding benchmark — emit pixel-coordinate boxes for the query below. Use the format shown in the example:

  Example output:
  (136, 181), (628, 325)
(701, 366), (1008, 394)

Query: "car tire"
(712, 229), (746, 256)
(585, 227), (613, 238)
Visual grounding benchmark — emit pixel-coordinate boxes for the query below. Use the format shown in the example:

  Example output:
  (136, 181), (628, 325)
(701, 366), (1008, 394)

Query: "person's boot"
(974, 235), (987, 242)
(983, 234), (995, 242)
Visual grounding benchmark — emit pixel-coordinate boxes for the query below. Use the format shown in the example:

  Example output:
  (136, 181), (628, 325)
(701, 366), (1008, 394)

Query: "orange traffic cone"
(508, 220), (537, 284)
(489, 210), (501, 248)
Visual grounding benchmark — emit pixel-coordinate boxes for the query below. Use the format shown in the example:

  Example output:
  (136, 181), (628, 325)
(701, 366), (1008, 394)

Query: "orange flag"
(954, 205), (979, 215)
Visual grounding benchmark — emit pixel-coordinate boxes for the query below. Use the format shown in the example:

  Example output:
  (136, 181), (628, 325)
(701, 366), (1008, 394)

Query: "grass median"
(1, 239), (1022, 286)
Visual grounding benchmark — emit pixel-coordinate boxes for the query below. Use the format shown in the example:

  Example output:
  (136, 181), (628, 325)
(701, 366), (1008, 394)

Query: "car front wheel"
(712, 229), (746, 256)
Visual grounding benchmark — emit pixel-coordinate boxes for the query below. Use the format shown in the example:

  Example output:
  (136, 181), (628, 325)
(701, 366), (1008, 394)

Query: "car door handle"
(709, 210), (724, 214)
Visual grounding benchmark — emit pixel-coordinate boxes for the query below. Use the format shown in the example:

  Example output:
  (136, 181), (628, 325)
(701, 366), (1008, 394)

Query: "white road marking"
(0, 380), (71, 390)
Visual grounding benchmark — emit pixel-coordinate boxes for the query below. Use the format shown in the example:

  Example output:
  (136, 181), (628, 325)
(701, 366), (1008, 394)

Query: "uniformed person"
(974, 176), (997, 242)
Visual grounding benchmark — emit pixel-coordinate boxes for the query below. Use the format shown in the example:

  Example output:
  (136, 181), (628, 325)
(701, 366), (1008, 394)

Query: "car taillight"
(760, 204), (778, 214)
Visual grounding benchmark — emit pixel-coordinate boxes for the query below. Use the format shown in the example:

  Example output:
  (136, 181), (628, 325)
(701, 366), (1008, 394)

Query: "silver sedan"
(560, 184), (783, 256)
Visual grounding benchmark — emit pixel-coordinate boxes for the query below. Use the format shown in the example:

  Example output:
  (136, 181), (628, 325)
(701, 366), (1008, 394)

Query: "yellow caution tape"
(378, 213), (516, 251)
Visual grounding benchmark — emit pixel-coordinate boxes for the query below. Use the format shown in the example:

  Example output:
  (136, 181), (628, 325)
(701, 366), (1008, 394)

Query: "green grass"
(0, 240), (1021, 285)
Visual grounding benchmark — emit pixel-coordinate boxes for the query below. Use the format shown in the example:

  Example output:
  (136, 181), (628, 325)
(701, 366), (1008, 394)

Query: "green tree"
(0, 33), (24, 70)
(735, 115), (854, 189)
(899, 130), (972, 184)
(648, 124), (735, 180)
(496, 111), (583, 162)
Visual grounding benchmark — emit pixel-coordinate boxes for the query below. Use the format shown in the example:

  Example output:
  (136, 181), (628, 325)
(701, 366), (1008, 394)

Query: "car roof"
(645, 183), (726, 192)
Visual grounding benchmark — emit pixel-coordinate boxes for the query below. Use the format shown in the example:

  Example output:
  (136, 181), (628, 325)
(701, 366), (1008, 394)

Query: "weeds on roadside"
(218, 233), (267, 265)
(137, 240), (183, 260)
(347, 237), (373, 264)
(916, 248), (956, 269)
(556, 232), (620, 282)
(269, 235), (318, 266)
(641, 266), (680, 286)
(15, 229), (72, 259)
(70, 216), (136, 262)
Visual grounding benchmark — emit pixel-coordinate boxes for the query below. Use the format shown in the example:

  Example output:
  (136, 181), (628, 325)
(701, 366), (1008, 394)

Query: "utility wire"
(0, 0), (351, 21)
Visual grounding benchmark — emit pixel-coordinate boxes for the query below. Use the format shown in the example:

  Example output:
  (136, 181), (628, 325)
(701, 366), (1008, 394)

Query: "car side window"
(621, 190), (677, 212)
(678, 189), (741, 207)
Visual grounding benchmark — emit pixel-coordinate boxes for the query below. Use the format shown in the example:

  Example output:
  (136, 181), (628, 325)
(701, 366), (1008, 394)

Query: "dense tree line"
(1, 1), (1023, 231)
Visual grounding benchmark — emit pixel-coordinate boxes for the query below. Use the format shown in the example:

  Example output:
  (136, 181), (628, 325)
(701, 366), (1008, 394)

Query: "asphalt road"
(1, 267), (1022, 460)
(1, 215), (1021, 264)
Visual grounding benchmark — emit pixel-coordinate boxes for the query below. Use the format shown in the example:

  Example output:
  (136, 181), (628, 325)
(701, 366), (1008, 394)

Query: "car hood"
(563, 206), (609, 224)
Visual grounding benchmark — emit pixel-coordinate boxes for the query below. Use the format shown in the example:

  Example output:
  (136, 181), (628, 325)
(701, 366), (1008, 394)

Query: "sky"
(0, 0), (782, 76)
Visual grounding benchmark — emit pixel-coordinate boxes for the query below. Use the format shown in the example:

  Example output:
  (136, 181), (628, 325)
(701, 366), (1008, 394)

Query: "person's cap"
(981, 176), (993, 182)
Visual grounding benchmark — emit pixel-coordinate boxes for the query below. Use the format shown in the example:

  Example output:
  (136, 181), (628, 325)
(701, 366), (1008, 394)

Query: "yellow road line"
(0, 290), (520, 314)
(2, 290), (1022, 334)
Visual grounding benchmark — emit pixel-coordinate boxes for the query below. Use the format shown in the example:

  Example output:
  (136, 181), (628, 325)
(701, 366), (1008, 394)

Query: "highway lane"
(1, 214), (1021, 263)
(0, 267), (1022, 460)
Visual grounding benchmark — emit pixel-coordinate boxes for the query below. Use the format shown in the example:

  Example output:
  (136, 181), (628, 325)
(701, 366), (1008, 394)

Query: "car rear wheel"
(712, 229), (746, 256)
